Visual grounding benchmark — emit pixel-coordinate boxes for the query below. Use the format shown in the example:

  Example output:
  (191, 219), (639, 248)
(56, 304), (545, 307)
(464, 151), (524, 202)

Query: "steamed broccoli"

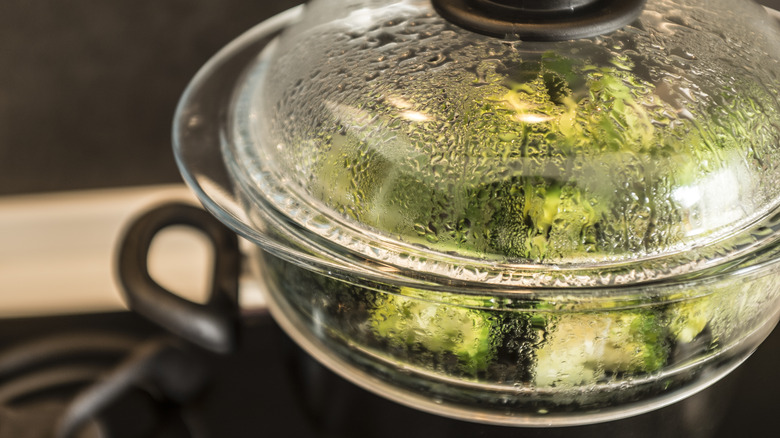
(367, 289), (675, 384)
(308, 49), (772, 387)
(667, 300), (711, 344)
(489, 178), (604, 260)
(369, 289), (497, 374)
(534, 311), (669, 387)
(310, 52), (709, 260)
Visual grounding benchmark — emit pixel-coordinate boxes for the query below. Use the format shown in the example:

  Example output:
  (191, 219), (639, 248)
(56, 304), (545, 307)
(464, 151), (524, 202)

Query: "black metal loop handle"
(117, 203), (240, 354)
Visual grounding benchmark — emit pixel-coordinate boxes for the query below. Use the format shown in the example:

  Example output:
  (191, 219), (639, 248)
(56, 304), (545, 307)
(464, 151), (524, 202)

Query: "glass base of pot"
(251, 248), (780, 427)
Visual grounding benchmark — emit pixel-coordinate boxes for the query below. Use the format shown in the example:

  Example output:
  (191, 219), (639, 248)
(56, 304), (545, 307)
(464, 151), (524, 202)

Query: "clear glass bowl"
(173, 2), (780, 426)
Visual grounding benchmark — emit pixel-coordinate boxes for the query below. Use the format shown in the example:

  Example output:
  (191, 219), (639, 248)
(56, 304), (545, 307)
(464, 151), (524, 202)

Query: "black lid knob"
(432, 0), (647, 40)
(479, 0), (600, 14)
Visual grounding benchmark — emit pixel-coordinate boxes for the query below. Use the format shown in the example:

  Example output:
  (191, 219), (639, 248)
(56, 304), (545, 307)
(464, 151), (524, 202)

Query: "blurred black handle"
(56, 337), (210, 438)
(117, 202), (240, 354)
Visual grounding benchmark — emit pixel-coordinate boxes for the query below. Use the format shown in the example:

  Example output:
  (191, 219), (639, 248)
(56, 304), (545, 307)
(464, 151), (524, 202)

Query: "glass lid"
(221, 0), (780, 286)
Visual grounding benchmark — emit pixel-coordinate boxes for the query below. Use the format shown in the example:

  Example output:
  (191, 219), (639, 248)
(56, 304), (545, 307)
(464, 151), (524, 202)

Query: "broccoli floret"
(534, 310), (669, 387)
(311, 128), (393, 221)
(667, 299), (711, 344)
(369, 289), (498, 375)
(309, 52), (691, 260)
(489, 178), (604, 260)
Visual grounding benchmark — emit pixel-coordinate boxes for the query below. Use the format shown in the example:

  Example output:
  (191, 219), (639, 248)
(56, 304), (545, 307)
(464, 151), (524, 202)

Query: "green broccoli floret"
(369, 289), (497, 375)
(311, 127), (393, 221)
(667, 299), (711, 344)
(534, 310), (669, 387)
(489, 178), (604, 260)
(310, 52), (687, 260)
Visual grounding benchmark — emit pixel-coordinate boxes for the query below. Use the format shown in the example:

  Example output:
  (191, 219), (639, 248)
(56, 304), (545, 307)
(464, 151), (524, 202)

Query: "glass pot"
(125, 0), (780, 426)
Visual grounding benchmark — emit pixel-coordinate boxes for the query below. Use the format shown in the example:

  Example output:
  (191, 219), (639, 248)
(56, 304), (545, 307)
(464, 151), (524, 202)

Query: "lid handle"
(431, 0), (647, 40)
(478, 0), (600, 14)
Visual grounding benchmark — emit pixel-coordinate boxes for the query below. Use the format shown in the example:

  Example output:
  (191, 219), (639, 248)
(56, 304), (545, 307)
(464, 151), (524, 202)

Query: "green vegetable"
(309, 50), (773, 386)
(534, 311), (669, 387)
(367, 289), (676, 384)
(369, 289), (497, 374)
(667, 300), (711, 344)
(312, 52), (728, 260)
(489, 178), (604, 260)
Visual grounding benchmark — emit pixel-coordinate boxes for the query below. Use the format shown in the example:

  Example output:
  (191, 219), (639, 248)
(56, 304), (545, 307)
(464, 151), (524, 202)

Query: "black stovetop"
(0, 310), (776, 438)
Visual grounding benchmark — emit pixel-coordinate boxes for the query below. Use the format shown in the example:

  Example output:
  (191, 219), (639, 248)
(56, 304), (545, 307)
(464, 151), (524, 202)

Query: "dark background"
(0, 0), (302, 195)
(0, 0), (779, 195)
